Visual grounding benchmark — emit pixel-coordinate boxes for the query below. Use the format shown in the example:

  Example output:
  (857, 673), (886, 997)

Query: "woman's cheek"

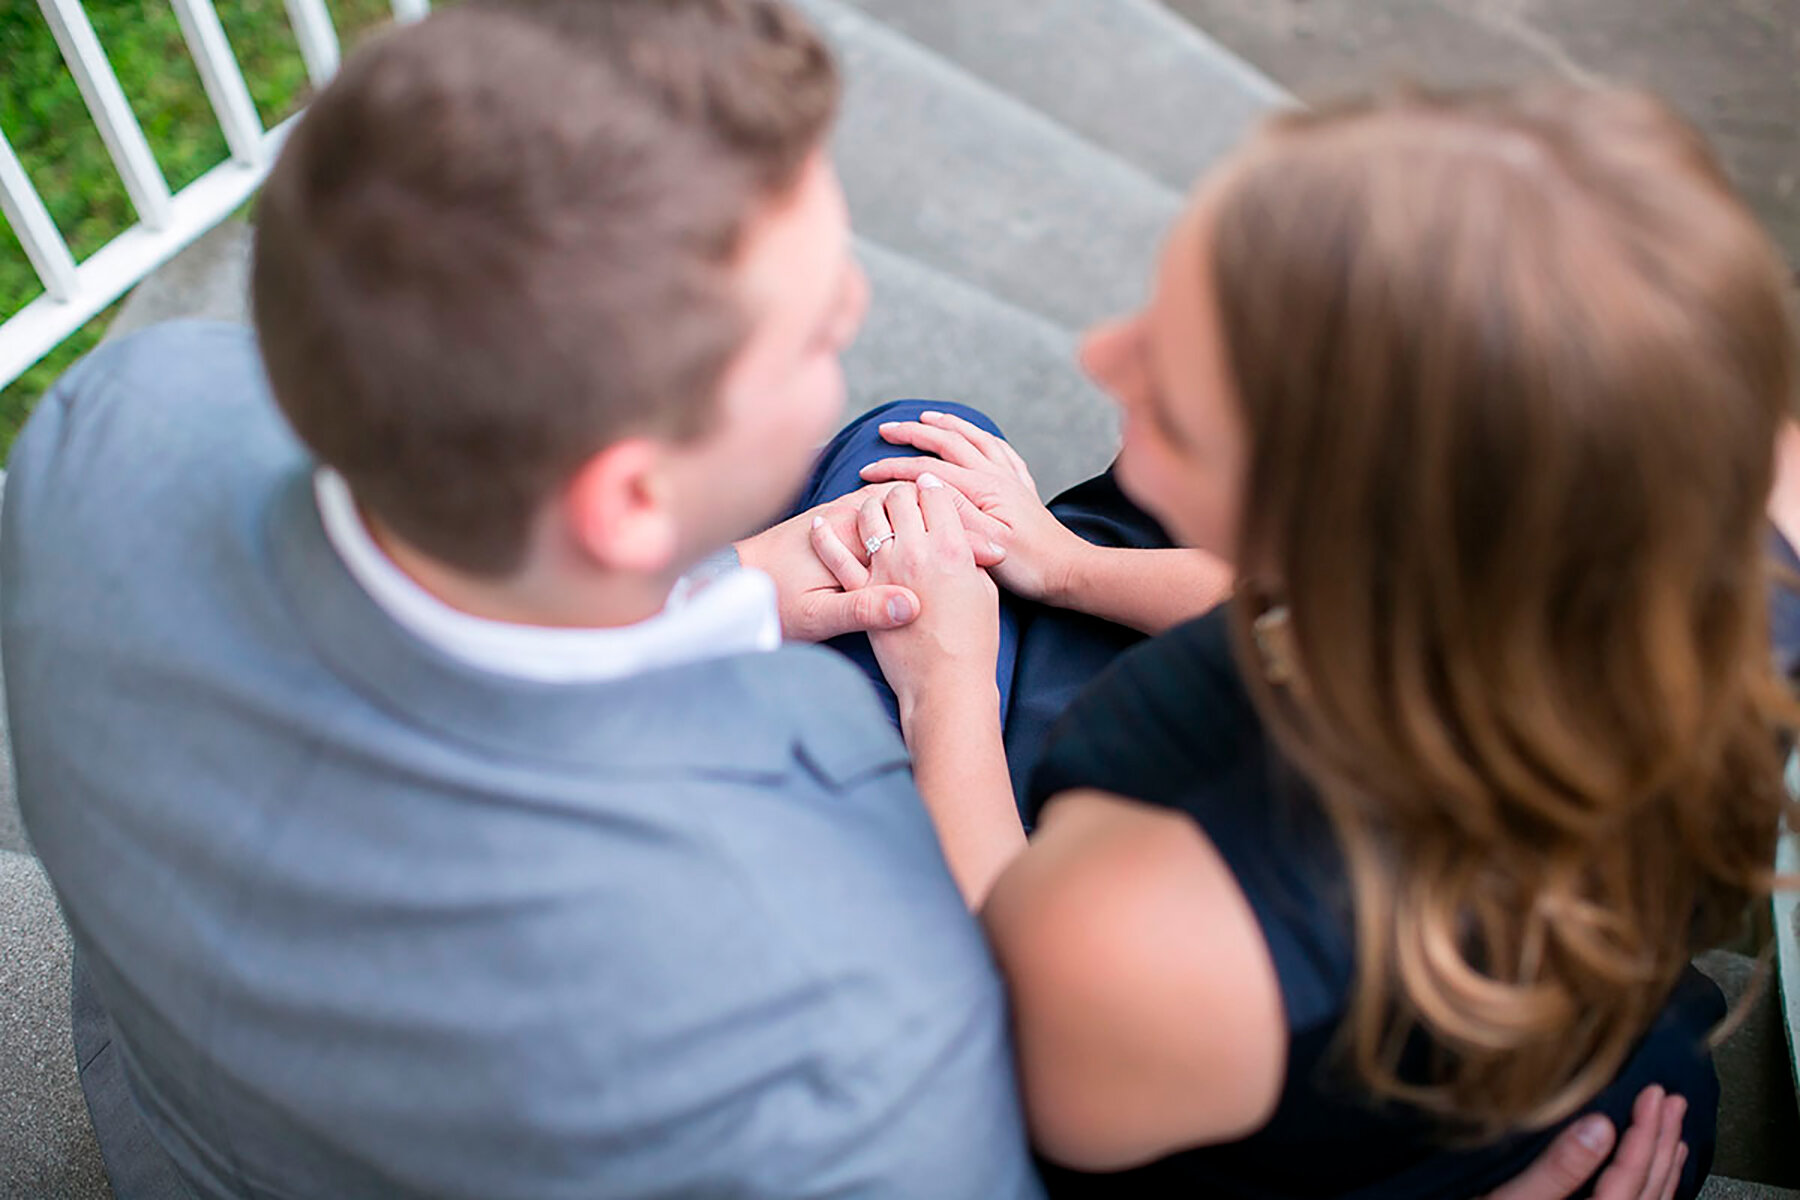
(1113, 436), (1166, 526)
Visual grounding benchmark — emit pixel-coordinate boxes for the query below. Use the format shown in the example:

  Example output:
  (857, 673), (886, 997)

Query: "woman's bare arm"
(980, 788), (1286, 1169)
(859, 412), (1232, 634)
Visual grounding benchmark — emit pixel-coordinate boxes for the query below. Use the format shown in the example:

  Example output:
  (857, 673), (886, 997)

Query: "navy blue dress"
(1024, 608), (1722, 1200)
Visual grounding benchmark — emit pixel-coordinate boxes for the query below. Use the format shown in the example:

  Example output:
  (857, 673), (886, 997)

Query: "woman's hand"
(857, 482), (1001, 692)
(858, 410), (1091, 604)
(845, 477), (1001, 715)
(818, 475), (1017, 903)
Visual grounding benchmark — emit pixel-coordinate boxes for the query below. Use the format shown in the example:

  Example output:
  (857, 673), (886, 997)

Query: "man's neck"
(367, 514), (677, 631)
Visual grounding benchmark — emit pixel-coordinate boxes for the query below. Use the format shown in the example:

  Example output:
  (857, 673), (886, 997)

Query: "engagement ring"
(864, 532), (897, 556)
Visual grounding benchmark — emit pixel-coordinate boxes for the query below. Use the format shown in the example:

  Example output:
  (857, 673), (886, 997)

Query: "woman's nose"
(1080, 317), (1139, 394)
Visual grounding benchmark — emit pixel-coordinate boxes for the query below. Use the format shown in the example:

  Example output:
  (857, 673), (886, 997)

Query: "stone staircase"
(0, 0), (1793, 1195)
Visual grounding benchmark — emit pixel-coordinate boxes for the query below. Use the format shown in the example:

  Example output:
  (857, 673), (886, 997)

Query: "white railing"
(0, 0), (431, 390)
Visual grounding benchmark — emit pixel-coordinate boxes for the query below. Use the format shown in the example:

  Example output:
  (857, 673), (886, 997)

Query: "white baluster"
(37, 0), (174, 231)
(168, 0), (266, 168)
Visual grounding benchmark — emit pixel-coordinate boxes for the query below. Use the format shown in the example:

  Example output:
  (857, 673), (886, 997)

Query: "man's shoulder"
(3, 321), (304, 646)
(729, 642), (910, 783)
(5, 321), (300, 540)
(604, 645), (936, 889)
(29, 320), (272, 438)
(82, 317), (260, 374)
(619, 646), (974, 973)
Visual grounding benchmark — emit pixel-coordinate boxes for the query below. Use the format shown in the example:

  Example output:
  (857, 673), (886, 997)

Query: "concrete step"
(1699, 1181), (1800, 1200)
(0, 849), (111, 1198)
(1695, 949), (1800, 1184)
(836, 0), (1286, 192)
(849, 236), (1116, 497)
(798, 0), (1183, 331)
(102, 219), (252, 346)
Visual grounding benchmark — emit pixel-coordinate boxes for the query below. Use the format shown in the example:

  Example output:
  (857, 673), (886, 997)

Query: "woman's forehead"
(1147, 195), (1215, 366)
(1154, 162), (1237, 320)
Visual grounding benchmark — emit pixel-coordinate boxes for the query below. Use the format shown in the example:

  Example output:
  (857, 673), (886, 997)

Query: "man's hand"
(1483, 1087), (1690, 1200)
(735, 483), (1006, 643)
(858, 410), (1092, 603)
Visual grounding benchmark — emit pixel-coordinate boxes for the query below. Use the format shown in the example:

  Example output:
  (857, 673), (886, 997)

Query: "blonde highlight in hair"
(1209, 84), (1800, 1133)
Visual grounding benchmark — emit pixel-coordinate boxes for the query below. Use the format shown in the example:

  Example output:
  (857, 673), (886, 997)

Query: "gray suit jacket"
(3, 323), (1040, 1199)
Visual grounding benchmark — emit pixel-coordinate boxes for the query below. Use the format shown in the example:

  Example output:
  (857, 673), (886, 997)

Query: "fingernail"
(918, 472), (944, 489)
(858, 465), (875, 477)
(989, 541), (1006, 558)
(811, 515), (824, 530)
(886, 595), (913, 623)
(921, 410), (943, 421)
(879, 421), (898, 430)
(1574, 1116), (1610, 1151)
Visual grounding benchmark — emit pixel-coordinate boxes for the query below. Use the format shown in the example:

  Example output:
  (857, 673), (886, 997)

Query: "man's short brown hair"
(252, 0), (839, 576)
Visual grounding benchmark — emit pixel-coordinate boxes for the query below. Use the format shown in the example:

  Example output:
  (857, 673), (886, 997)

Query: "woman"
(829, 85), (1798, 1199)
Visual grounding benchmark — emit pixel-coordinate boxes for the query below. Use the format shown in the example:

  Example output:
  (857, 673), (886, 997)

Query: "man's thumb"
(802, 586), (919, 639)
(1483, 1116), (1615, 1200)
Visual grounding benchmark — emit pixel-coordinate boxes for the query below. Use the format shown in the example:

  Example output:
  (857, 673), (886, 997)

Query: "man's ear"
(563, 439), (679, 574)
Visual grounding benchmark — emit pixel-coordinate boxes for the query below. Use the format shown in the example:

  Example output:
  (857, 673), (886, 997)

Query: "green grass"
(0, 0), (393, 453)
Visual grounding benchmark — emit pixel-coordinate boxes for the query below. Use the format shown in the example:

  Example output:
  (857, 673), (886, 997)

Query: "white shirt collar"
(313, 469), (779, 684)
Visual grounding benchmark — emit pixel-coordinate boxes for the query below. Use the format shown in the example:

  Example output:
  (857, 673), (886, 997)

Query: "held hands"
(816, 477), (1000, 712)
(859, 410), (1091, 603)
(736, 483), (1007, 643)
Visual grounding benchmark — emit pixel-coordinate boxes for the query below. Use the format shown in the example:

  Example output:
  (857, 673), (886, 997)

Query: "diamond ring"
(864, 532), (897, 556)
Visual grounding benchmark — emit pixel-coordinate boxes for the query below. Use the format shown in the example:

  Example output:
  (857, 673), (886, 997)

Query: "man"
(4, 3), (1029, 1196)
(2, 1), (1676, 1197)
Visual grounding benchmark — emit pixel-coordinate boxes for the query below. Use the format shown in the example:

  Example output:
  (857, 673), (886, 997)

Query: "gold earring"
(1252, 605), (1297, 686)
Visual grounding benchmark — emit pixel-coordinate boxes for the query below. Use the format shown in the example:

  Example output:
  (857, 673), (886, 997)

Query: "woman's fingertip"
(811, 515), (824, 530)
(918, 471), (944, 490)
(989, 541), (1006, 559)
(886, 595), (914, 624)
(921, 410), (943, 421)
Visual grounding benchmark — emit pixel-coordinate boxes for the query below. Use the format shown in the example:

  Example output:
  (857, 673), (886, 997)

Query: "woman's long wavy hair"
(1212, 85), (1800, 1134)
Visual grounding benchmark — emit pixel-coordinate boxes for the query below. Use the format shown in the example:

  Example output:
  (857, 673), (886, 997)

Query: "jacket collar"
(262, 472), (808, 777)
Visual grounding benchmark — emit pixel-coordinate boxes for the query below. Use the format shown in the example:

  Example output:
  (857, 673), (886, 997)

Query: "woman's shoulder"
(1028, 604), (1358, 1028)
(983, 788), (1290, 1168)
(1029, 606), (1262, 816)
